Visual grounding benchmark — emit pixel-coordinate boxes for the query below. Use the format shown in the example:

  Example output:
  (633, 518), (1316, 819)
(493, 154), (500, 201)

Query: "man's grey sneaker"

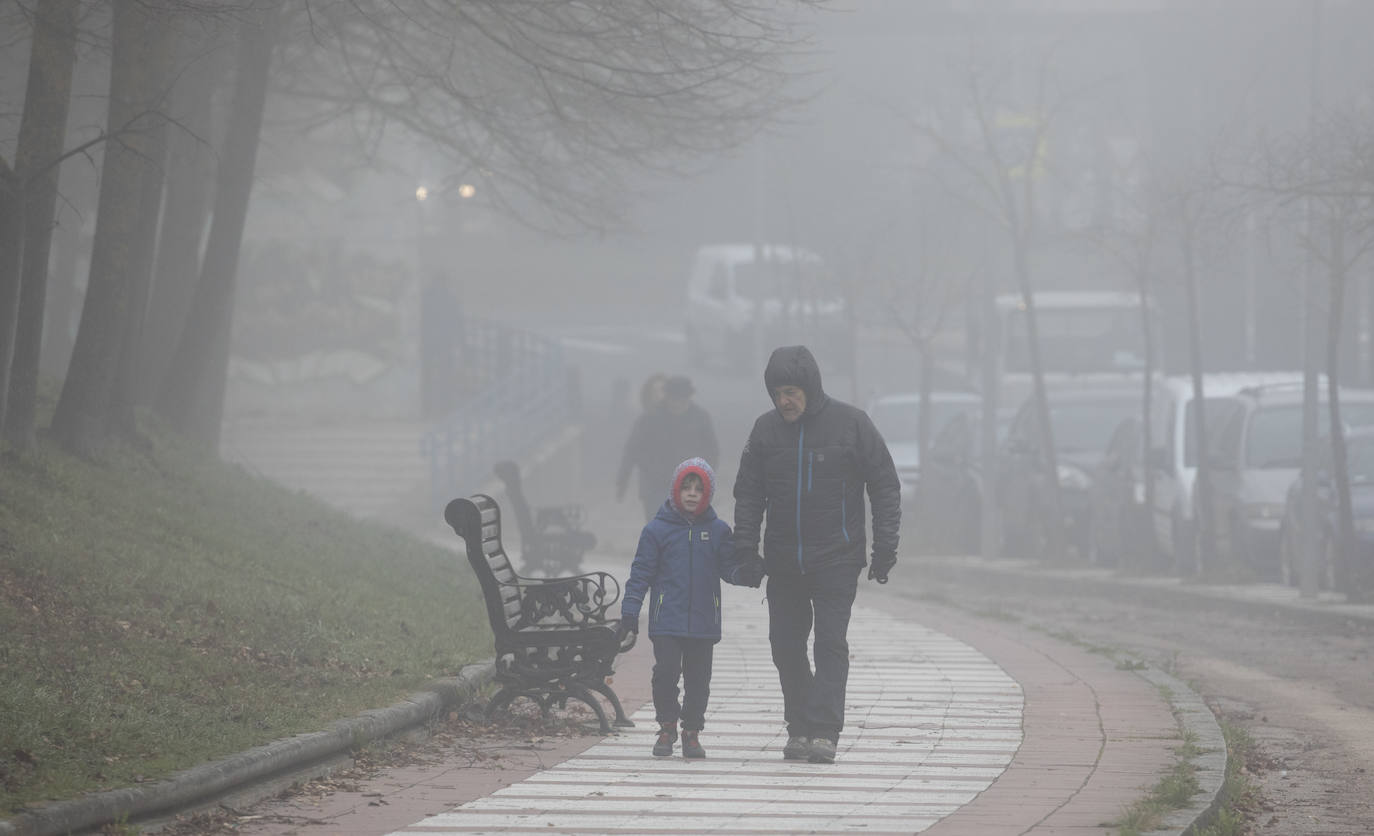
(808, 737), (837, 764)
(652, 724), (677, 757)
(783, 735), (811, 761)
(681, 729), (706, 759)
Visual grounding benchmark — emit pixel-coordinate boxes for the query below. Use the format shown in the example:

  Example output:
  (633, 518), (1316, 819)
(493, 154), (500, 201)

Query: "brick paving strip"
(869, 594), (1222, 836)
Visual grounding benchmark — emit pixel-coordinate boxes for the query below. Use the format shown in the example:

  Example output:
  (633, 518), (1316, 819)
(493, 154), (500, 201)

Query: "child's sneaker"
(681, 729), (706, 759)
(808, 736), (837, 764)
(652, 724), (677, 757)
(783, 735), (810, 760)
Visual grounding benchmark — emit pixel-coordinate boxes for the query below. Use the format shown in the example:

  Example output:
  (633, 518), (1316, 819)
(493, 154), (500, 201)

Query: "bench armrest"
(498, 571), (622, 629)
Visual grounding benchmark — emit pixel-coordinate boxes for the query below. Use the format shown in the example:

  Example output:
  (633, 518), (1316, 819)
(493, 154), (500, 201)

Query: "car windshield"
(870, 399), (979, 444)
(1048, 399), (1141, 453)
(1245, 403), (1374, 469)
(1004, 307), (1152, 374)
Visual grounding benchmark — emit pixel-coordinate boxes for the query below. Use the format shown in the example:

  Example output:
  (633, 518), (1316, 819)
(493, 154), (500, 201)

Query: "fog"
(7, 0), (1374, 543)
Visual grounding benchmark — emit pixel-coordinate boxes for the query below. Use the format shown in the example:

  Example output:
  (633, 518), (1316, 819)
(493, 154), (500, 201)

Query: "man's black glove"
(735, 558), (766, 588)
(616, 612), (639, 642)
(868, 555), (896, 584)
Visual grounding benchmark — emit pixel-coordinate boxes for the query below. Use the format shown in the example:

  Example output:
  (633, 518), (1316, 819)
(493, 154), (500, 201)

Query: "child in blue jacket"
(617, 457), (764, 758)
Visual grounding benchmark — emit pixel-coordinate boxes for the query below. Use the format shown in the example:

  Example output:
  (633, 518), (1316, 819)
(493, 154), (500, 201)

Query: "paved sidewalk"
(221, 563), (1210, 836)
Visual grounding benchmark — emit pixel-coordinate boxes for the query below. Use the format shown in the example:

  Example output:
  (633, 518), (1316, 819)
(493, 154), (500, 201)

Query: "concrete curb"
(0, 663), (495, 836)
(1134, 666), (1228, 836)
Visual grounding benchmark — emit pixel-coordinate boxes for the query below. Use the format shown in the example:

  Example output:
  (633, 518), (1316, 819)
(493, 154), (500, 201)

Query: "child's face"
(679, 475), (704, 514)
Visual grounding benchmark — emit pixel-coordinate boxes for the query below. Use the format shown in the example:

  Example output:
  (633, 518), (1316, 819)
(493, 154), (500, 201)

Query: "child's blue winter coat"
(622, 500), (742, 643)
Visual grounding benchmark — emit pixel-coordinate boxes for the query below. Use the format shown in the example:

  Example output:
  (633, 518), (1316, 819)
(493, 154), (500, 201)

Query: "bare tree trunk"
(1298, 255), (1325, 599)
(979, 268), (1002, 560)
(111, 12), (176, 437)
(51, 1), (171, 455)
(1325, 224), (1358, 598)
(41, 198), (81, 378)
(916, 343), (935, 470)
(136, 36), (223, 407)
(914, 341), (934, 541)
(1014, 237), (1066, 561)
(4, 0), (80, 450)
(1135, 266), (1157, 572)
(156, 1), (280, 451)
(0, 159), (21, 434)
(1182, 225), (1216, 576)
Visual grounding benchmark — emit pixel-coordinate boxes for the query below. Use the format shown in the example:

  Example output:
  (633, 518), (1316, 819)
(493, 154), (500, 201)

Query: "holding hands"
(734, 556), (767, 588)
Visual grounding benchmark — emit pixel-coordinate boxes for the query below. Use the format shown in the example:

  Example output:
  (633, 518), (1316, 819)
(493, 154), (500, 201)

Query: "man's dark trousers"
(650, 635), (714, 730)
(767, 561), (862, 742)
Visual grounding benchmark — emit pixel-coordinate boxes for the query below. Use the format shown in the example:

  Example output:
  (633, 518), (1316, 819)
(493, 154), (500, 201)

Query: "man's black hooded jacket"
(733, 345), (901, 576)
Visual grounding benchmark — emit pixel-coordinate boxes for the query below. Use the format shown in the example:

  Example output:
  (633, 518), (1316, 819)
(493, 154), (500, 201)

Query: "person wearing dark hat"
(617, 374), (720, 522)
(732, 345), (901, 764)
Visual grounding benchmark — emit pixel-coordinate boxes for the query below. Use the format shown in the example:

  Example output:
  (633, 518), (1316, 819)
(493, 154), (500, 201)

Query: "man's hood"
(763, 345), (829, 418)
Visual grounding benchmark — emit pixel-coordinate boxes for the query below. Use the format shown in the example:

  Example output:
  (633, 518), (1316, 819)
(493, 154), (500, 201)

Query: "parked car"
(683, 243), (848, 373)
(868, 390), (981, 513)
(1149, 373), (1304, 572)
(1277, 428), (1374, 590)
(914, 411), (985, 554)
(1205, 384), (1374, 580)
(997, 386), (1145, 560)
(1088, 417), (1155, 570)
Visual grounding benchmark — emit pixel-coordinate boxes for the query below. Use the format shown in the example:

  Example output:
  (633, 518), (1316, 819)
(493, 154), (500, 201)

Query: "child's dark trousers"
(650, 635), (714, 731)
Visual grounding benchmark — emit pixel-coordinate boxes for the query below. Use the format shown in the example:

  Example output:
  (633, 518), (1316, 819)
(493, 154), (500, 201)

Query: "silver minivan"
(1149, 373), (1304, 569)
(1205, 384), (1374, 579)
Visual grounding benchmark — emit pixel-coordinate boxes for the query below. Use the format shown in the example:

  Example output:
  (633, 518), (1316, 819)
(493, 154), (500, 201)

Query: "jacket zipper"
(796, 425), (805, 572)
(687, 525), (695, 633)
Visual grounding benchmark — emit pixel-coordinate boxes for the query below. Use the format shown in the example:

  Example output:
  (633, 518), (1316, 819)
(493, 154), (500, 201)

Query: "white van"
(1149, 372), (1304, 565)
(683, 243), (848, 372)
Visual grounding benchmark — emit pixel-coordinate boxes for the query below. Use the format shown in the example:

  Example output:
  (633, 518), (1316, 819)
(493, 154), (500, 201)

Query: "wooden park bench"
(444, 493), (636, 733)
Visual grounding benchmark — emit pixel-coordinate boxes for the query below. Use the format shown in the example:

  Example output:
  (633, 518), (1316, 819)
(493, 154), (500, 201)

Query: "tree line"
(0, 0), (819, 459)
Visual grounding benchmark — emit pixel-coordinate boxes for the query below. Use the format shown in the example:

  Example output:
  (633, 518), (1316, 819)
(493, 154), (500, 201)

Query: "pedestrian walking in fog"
(732, 345), (901, 764)
(617, 374), (720, 522)
(617, 458), (764, 758)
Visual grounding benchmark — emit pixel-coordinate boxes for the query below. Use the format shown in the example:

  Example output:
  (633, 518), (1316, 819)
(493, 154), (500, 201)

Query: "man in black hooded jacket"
(732, 345), (901, 764)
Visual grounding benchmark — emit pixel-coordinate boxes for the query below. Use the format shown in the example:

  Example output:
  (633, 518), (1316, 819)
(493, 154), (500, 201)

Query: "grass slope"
(0, 430), (491, 814)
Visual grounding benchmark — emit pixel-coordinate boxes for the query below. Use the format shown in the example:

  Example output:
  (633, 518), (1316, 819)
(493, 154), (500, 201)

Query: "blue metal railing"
(423, 317), (572, 510)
